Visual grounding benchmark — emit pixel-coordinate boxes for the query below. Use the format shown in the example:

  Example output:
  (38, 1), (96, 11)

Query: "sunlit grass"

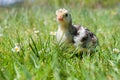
(0, 6), (120, 80)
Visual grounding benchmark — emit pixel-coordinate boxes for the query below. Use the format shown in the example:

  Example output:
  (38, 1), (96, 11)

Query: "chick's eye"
(65, 13), (68, 17)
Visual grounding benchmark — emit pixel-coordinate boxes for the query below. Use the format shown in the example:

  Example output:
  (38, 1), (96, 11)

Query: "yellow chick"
(56, 8), (98, 50)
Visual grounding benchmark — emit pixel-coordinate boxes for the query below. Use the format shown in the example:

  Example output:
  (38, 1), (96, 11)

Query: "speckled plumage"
(56, 8), (98, 49)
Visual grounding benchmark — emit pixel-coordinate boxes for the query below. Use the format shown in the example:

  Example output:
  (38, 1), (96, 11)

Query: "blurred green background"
(30, 0), (120, 8)
(0, 0), (120, 8)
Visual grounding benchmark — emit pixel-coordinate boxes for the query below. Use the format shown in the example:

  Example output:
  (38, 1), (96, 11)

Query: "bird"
(55, 8), (98, 52)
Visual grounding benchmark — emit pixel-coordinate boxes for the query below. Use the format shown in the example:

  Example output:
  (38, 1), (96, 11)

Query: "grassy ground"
(0, 5), (120, 80)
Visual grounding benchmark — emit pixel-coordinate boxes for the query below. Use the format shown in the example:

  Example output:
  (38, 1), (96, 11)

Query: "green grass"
(0, 6), (120, 80)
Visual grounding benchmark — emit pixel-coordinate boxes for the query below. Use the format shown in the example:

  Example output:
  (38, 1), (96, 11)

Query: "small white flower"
(44, 20), (48, 25)
(50, 31), (56, 36)
(33, 28), (40, 34)
(113, 48), (120, 53)
(0, 26), (3, 37)
(12, 45), (20, 52)
(0, 34), (3, 37)
(38, 50), (42, 55)
(34, 30), (40, 34)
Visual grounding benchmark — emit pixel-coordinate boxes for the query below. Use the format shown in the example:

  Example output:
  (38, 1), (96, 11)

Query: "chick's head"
(56, 8), (72, 25)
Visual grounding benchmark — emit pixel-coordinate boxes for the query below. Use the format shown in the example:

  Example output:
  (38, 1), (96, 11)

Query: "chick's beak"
(57, 15), (63, 21)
